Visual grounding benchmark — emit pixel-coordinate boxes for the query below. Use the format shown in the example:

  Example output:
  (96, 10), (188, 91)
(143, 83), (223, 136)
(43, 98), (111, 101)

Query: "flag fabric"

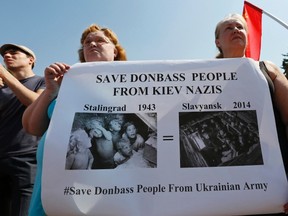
(242, 1), (263, 60)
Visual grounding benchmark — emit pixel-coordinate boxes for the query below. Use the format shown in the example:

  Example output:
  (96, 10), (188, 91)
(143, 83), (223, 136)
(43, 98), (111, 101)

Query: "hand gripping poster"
(42, 58), (288, 216)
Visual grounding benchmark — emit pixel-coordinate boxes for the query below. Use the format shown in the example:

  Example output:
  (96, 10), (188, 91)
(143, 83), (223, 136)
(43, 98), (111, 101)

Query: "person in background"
(108, 117), (123, 147)
(0, 44), (45, 216)
(122, 121), (145, 151)
(22, 24), (126, 215)
(114, 138), (133, 165)
(84, 117), (114, 169)
(215, 13), (288, 215)
(65, 129), (94, 170)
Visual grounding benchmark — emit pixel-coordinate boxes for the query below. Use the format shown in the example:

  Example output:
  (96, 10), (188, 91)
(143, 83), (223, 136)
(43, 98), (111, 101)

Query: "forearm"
(22, 89), (56, 136)
(65, 155), (74, 169)
(272, 72), (288, 125)
(22, 62), (70, 136)
(102, 130), (112, 140)
(2, 70), (43, 106)
(265, 61), (288, 125)
(88, 158), (94, 169)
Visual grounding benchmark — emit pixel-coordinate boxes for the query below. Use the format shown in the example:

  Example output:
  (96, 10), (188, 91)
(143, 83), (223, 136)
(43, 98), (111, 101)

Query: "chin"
(86, 56), (102, 62)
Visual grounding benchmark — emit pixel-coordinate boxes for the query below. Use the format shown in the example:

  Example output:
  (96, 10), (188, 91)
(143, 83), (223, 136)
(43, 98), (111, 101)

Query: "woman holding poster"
(22, 24), (127, 215)
(214, 13), (288, 215)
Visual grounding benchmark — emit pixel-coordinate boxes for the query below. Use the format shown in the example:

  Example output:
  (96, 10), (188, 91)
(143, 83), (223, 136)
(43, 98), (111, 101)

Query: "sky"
(1, 0), (288, 76)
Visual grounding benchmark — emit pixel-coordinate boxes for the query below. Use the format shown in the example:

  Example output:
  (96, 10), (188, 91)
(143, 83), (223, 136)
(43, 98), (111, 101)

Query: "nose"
(89, 41), (97, 47)
(3, 52), (12, 58)
(233, 27), (240, 34)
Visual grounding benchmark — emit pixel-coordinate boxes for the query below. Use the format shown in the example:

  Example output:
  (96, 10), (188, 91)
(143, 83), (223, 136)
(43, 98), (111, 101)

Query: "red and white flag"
(242, 1), (263, 60)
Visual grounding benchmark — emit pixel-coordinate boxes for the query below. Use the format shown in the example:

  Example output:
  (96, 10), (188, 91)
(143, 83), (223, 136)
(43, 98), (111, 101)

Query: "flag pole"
(245, 1), (288, 30)
(262, 10), (288, 30)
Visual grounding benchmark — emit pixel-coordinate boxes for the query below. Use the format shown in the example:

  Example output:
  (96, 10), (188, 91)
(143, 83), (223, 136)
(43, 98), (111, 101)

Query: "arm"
(0, 77), (4, 87)
(96, 124), (112, 140)
(0, 63), (44, 106)
(65, 153), (75, 169)
(87, 151), (94, 169)
(133, 134), (145, 150)
(284, 203), (288, 214)
(264, 61), (288, 135)
(113, 152), (128, 165)
(22, 63), (70, 136)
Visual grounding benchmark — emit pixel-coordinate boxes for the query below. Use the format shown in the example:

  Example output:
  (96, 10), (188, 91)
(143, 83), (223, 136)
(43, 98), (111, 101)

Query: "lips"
(89, 48), (100, 53)
(4, 59), (14, 65)
(232, 34), (243, 40)
(130, 134), (136, 138)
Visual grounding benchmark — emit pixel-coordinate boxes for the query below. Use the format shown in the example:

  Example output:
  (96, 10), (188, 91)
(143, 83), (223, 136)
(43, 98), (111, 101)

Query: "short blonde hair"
(215, 14), (248, 58)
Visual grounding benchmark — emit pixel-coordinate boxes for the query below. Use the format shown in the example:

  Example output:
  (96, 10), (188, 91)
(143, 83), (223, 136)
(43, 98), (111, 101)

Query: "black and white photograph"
(65, 112), (157, 170)
(179, 110), (263, 167)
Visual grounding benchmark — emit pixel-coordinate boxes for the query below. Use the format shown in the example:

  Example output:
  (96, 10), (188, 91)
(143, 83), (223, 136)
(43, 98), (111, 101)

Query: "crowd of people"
(0, 12), (287, 216)
(65, 113), (150, 170)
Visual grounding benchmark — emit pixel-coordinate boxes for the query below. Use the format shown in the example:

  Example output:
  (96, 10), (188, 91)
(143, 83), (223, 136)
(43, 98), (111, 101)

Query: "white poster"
(42, 58), (288, 216)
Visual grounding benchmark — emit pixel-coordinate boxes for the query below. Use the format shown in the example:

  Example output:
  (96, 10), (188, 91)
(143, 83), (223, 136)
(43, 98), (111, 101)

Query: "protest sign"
(42, 58), (287, 215)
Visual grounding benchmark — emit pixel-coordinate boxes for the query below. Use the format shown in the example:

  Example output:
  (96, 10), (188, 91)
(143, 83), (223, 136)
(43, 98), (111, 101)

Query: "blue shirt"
(29, 100), (56, 216)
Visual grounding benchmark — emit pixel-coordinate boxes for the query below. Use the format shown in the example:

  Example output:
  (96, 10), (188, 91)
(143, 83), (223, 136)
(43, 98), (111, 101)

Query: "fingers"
(43, 63), (71, 93)
(44, 62), (70, 78)
(284, 203), (288, 214)
(0, 77), (4, 87)
(0, 64), (7, 77)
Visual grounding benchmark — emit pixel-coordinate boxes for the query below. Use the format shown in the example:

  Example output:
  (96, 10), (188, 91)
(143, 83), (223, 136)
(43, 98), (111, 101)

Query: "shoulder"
(263, 60), (279, 71)
(28, 75), (45, 82)
(28, 75), (46, 89)
(32, 74), (44, 79)
(137, 134), (144, 139)
(20, 75), (45, 91)
(262, 60), (282, 81)
(136, 134), (144, 142)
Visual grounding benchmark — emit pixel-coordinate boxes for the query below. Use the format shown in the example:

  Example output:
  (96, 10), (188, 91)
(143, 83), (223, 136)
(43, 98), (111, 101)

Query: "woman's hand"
(44, 62), (70, 97)
(284, 202), (288, 214)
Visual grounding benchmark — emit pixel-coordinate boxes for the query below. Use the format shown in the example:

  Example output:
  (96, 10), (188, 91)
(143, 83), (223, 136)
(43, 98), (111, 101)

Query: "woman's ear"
(114, 47), (118, 58)
(215, 39), (221, 48)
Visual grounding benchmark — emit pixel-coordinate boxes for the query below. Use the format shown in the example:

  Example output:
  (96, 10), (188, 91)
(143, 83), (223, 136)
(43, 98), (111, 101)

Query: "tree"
(282, 53), (288, 79)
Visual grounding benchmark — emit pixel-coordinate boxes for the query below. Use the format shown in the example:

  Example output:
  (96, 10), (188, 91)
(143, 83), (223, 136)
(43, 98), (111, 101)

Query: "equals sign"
(163, 135), (174, 141)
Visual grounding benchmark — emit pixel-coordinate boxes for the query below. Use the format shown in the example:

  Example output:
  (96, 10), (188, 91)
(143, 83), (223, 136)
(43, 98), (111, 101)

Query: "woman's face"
(126, 125), (136, 139)
(83, 31), (117, 62)
(215, 19), (247, 55)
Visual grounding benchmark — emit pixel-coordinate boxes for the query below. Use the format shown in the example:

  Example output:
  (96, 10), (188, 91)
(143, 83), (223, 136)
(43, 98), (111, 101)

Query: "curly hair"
(84, 117), (104, 132)
(78, 24), (127, 62)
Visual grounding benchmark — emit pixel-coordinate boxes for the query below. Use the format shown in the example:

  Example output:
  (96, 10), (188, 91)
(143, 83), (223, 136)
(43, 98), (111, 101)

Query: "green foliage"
(282, 53), (288, 79)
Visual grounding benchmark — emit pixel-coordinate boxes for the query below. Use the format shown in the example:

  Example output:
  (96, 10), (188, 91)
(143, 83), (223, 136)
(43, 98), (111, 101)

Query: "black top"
(0, 75), (45, 158)
(260, 61), (288, 174)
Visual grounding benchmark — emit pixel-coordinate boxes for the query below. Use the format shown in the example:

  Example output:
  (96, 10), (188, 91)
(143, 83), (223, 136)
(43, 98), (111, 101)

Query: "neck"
(9, 67), (35, 80)
(223, 49), (245, 58)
